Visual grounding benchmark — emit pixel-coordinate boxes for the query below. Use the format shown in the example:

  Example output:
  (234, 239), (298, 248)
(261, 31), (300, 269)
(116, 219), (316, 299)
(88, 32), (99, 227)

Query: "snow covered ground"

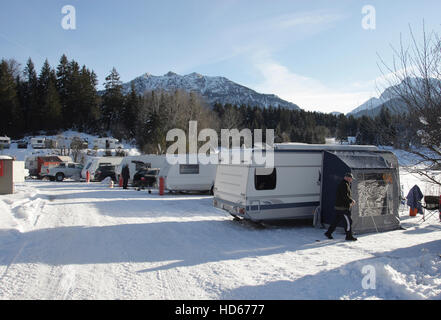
(0, 165), (440, 300)
(0, 144), (440, 300)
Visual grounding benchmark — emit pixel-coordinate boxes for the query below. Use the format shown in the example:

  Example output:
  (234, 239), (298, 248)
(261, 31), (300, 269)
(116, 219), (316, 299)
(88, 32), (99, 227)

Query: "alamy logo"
(361, 265), (376, 290)
(361, 5), (376, 30)
(166, 121), (275, 168)
(61, 5), (76, 30)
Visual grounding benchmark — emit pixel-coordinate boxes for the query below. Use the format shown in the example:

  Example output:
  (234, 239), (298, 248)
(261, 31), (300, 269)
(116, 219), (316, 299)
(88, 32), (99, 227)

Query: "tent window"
(255, 168), (277, 190)
(357, 172), (393, 217)
(180, 164), (199, 174)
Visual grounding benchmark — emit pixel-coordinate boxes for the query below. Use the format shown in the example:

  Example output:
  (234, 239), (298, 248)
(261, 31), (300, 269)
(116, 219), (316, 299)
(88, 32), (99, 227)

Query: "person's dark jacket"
(335, 179), (354, 211)
(406, 185), (423, 213)
(121, 165), (130, 179)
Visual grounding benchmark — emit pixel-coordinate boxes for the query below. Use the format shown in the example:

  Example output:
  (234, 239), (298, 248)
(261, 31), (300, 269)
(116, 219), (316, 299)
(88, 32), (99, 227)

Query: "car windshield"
(99, 165), (115, 171)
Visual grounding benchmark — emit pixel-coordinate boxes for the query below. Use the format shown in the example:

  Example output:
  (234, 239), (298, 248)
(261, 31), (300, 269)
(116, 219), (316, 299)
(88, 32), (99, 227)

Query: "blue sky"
(1, 0), (440, 113)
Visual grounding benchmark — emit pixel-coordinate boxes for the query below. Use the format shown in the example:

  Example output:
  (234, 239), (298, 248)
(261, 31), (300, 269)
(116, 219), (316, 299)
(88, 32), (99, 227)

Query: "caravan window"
(255, 168), (277, 190)
(179, 164), (199, 174)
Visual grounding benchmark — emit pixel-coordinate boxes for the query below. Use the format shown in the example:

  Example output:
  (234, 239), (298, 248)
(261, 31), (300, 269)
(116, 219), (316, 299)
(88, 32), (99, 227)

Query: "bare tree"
(377, 22), (441, 186)
(220, 105), (242, 130)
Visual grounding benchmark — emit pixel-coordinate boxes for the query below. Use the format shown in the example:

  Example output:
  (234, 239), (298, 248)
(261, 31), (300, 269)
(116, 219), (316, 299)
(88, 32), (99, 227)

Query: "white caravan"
(213, 143), (379, 222)
(93, 138), (123, 149)
(81, 156), (124, 180)
(31, 138), (46, 149)
(116, 155), (168, 183)
(0, 136), (11, 149)
(160, 155), (217, 193)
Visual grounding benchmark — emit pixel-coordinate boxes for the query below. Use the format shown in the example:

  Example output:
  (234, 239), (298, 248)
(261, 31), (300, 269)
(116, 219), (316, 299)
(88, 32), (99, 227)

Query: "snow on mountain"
(348, 97), (386, 116)
(348, 77), (441, 118)
(121, 71), (301, 110)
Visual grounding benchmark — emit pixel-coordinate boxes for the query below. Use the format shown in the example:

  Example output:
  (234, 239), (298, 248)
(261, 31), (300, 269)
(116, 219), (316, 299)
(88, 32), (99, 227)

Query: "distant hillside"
(349, 98), (409, 118)
(347, 77), (441, 118)
(118, 71), (300, 110)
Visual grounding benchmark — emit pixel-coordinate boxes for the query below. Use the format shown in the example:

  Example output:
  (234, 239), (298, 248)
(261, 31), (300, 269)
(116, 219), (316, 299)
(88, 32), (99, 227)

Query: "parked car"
(25, 155), (72, 177)
(42, 162), (83, 182)
(81, 157), (124, 181)
(17, 140), (28, 149)
(94, 164), (117, 182)
(116, 155), (166, 184)
(133, 168), (160, 191)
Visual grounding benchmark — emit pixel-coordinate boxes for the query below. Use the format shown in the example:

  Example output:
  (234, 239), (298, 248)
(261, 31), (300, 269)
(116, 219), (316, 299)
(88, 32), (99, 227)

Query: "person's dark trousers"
(123, 178), (128, 189)
(326, 209), (353, 236)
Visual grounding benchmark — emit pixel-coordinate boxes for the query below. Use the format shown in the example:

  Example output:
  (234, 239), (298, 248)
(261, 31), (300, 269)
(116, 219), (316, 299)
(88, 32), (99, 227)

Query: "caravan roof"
(218, 144), (379, 167)
(323, 151), (394, 170)
(274, 143), (378, 152)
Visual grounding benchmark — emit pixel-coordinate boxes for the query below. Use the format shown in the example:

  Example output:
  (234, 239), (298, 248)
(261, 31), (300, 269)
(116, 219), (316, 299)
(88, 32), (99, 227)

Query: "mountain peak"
(164, 71), (178, 77)
(120, 71), (300, 110)
(187, 72), (203, 78)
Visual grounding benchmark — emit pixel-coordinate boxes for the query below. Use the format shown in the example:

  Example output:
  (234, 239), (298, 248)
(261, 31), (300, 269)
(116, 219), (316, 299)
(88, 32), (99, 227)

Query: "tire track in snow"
(0, 196), (48, 298)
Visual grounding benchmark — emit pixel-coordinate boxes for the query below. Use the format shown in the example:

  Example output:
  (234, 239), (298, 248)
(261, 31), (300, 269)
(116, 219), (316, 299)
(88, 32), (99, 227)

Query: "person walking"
(325, 173), (358, 241)
(121, 164), (130, 190)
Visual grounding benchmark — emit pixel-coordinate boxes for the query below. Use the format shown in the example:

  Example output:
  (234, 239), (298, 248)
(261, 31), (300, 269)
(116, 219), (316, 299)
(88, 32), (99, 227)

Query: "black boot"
(324, 231), (333, 239)
(345, 233), (357, 241)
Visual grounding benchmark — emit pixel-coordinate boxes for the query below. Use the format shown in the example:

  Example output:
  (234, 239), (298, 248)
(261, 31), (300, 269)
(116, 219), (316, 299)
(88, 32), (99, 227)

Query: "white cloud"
(250, 54), (377, 114)
(273, 12), (345, 30)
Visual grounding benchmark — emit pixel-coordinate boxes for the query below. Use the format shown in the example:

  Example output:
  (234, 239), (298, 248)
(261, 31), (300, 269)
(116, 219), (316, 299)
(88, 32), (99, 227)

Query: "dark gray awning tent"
(321, 150), (401, 234)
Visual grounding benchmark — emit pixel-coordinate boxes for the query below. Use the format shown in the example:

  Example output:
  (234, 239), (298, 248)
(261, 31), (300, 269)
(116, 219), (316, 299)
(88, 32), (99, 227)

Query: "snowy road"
(0, 181), (440, 300)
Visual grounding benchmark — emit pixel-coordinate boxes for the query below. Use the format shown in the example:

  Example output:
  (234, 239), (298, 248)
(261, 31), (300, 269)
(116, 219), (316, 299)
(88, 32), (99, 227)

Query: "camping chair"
(418, 195), (441, 223)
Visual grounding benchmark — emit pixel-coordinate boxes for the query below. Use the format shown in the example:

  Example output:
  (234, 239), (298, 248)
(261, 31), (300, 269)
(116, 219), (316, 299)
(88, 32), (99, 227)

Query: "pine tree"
(23, 58), (39, 132)
(122, 82), (140, 139)
(37, 59), (54, 129)
(74, 65), (100, 131)
(0, 59), (22, 136)
(56, 54), (69, 127)
(41, 80), (62, 131)
(102, 67), (124, 131)
(65, 60), (82, 129)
